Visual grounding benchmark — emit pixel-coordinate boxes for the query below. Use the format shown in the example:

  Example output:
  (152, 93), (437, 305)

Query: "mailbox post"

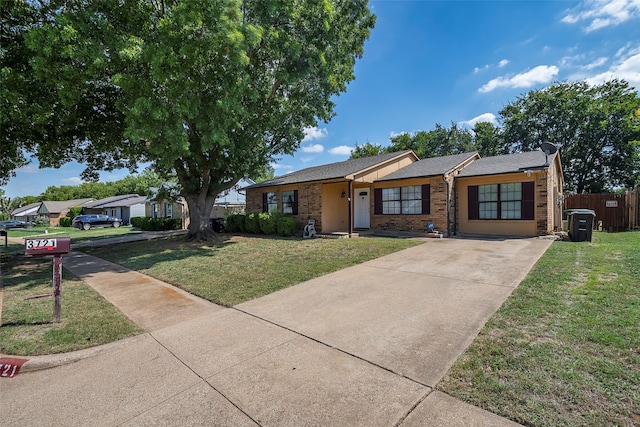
(25, 238), (71, 323)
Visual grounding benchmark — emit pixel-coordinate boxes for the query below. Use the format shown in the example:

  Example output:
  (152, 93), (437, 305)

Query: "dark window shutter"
(262, 193), (267, 213)
(421, 184), (430, 214)
(522, 181), (535, 220)
(468, 186), (479, 220)
(374, 188), (383, 215)
(292, 190), (299, 215)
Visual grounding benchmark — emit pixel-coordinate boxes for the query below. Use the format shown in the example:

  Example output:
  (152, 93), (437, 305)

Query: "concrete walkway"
(1, 235), (552, 426)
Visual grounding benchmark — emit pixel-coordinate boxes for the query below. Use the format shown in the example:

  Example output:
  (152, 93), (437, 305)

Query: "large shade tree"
(4, 0), (375, 239)
(500, 80), (640, 193)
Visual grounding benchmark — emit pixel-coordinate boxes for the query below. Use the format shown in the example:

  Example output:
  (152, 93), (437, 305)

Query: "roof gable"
(377, 152), (479, 181)
(11, 202), (42, 216)
(247, 151), (417, 188)
(457, 150), (557, 177)
(39, 198), (95, 214)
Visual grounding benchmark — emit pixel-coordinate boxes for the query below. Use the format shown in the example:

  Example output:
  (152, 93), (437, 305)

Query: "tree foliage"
(350, 121), (503, 160)
(5, 0), (375, 239)
(501, 80), (640, 193)
(350, 81), (639, 193)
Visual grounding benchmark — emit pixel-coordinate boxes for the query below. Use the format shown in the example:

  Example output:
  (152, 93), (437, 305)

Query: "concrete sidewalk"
(1, 236), (552, 426)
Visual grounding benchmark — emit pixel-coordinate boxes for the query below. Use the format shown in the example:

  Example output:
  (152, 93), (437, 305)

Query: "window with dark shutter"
(262, 193), (267, 213)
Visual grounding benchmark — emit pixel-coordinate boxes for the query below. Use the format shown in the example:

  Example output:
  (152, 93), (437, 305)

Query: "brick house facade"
(246, 149), (564, 237)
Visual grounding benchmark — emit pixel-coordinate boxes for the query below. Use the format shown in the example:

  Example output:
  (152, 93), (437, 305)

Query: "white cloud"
(583, 56), (609, 70)
(63, 177), (83, 185)
(498, 59), (510, 68)
(479, 65), (559, 93)
(272, 163), (293, 171)
(302, 126), (328, 142)
(562, 0), (640, 32)
(460, 113), (498, 127)
(329, 145), (354, 156)
(301, 144), (324, 153)
(389, 131), (408, 138)
(584, 47), (640, 87)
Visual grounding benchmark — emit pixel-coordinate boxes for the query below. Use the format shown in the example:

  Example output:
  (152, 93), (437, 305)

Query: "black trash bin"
(210, 217), (226, 233)
(567, 209), (595, 242)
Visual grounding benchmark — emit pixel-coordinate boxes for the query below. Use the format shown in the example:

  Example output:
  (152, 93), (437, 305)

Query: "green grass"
(438, 231), (640, 427)
(1, 226), (142, 257)
(0, 256), (143, 355)
(84, 234), (422, 307)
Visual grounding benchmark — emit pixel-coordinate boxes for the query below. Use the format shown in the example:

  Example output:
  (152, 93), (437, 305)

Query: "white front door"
(354, 190), (370, 229)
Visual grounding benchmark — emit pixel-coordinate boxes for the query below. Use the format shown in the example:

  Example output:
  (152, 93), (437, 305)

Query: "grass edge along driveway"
(438, 231), (640, 427)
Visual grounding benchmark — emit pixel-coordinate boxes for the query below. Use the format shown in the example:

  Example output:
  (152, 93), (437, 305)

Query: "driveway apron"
(1, 236), (550, 426)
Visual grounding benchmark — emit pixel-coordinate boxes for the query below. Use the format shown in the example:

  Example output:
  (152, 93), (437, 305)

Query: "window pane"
(382, 188), (400, 201)
(282, 190), (294, 214)
(501, 201), (521, 219)
(479, 184), (498, 202)
(402, 199), (421, 214)
(267, 192), (278, 213)
(383, 201), (401, 214)
(479, 202), (497, 219)
(500, 183), (521, 201)
(401, 186), (421, 200)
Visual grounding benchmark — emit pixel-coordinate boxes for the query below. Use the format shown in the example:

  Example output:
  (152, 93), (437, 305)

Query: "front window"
(379, 185), (429, 215)
(165, 203), (173, 218)
(469, 182), (533, 220)
(282, 190), (297, 215)
(265, 192), (277, 213)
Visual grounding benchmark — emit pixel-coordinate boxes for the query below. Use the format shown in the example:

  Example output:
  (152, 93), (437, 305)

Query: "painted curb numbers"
(0, 358), (29, 378)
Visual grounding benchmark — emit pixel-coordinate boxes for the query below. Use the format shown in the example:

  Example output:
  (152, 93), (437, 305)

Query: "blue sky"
(3, 0), (640, 199)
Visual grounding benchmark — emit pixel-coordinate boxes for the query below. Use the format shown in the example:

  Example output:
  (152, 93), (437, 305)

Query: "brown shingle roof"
(457, 150), (556, 177)
(377, 152), (479, 181)
(247, 151), (416, 188)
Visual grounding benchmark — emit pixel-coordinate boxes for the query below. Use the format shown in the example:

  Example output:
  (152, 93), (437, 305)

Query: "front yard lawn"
(84, 234), (423, 307)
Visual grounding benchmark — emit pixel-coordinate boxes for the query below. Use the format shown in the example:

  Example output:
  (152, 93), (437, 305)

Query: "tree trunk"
(183, 193), (217, 241)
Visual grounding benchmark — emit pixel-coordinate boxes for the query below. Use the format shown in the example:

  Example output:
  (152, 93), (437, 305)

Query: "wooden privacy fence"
(564, 188), (640, 231)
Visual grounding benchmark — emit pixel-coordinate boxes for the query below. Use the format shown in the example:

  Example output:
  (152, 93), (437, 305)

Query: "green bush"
(276, 215), (298, 237)
(130, 217), (144, 228)
(135, 217), (181, 231)
(244, 212), (262, 234)
(59, 217), (72, 227)
(67, 206), (83, 219)
(258, 212), (277, 235)
(225, 214), (245, 232)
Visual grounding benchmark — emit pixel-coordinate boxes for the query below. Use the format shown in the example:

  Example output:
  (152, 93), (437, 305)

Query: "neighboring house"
(146, 183), (188, 229)
(146, 179), (257, 229)
(83, 194), (147, 225)
(38, 198), (94, 227)
(372, 152), (480, 235)
(456, 150), (564, 236)
(211, 178), (256, 218)
(245, 151), (419, 234)
(11, 202), (42, 223)
(245, 148), (564, 237)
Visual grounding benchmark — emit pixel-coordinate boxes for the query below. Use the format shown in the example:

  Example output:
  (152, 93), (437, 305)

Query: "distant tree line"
(1, 170), (164, 217)
(351, 80), (640, 194)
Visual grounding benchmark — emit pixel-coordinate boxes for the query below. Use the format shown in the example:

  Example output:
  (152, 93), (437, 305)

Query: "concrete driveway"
(1, 236), (551, 426)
